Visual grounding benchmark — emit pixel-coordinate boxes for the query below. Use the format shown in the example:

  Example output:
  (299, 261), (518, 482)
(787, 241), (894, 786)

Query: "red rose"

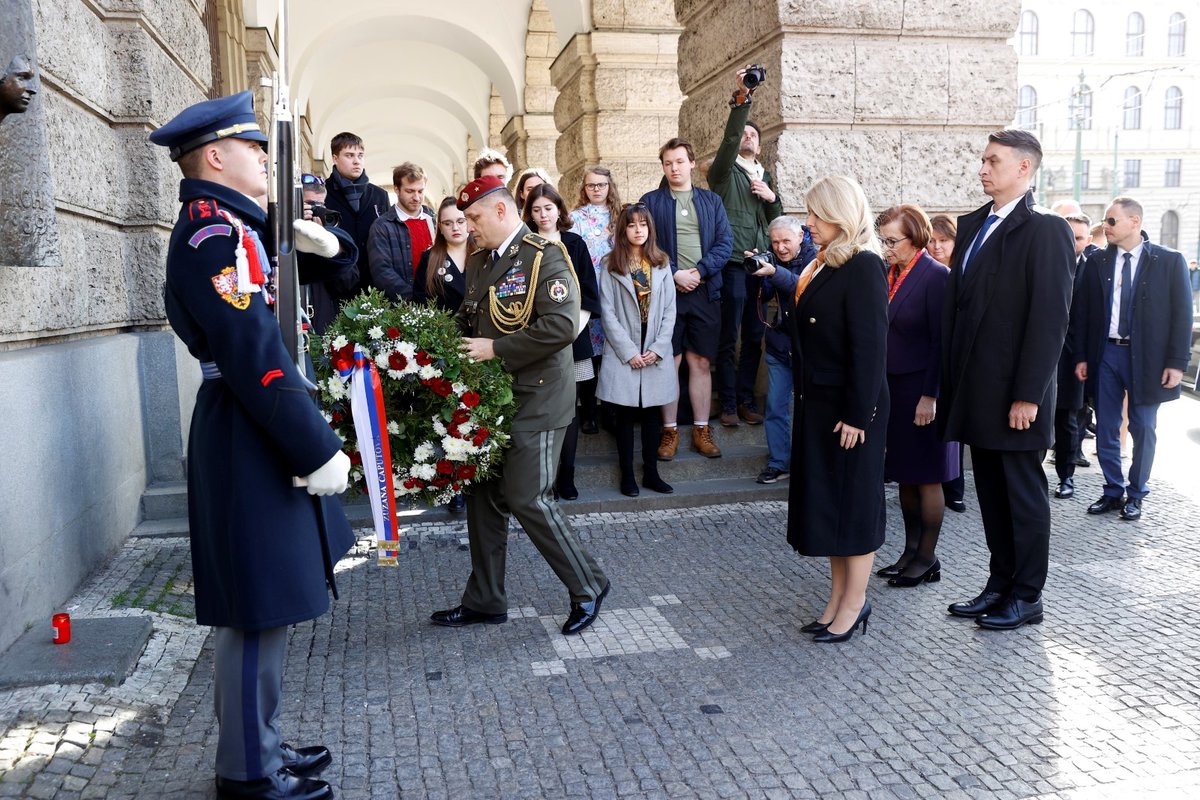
(456, 464), (477, 480)
(331, 410), (344, 424)
(436, 460), (454, 476)
(416, 351), (432, 366)
(387, 327), (401, 339)
(388, 352), (408, 371)
(461, 391), (481, 408)
(403, 478), (416, 489)
(432, 477), (449, 489)
(447, 425), (459, 438)
(451, 409), (470, 425)
(430, 379), (452, 397)
(348, 451), (362, 466)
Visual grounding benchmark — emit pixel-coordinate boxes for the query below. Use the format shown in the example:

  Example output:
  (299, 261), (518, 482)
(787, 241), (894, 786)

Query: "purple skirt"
(884, 370), (960, 485)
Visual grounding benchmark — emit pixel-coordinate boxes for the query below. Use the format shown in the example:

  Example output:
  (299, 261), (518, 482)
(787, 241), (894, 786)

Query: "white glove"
(293, 218), (340, 258)
(301, 450), (351, 496)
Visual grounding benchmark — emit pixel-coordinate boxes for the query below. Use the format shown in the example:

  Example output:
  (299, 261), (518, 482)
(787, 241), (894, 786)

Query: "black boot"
(578, 377), (599, 434)
(642, 465), (673, 494)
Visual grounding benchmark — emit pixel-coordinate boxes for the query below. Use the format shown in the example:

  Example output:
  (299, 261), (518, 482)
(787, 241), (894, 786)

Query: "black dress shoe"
(216, 769), (332, 799)
(447, 494), (466, 514)
(1120, 498), (1142, 520)
(1054, 480), (1074, 499)
(281, 743), (331, 777)
(947, 590), (1007, 618)
(556, 477), (579, 501)
(430, 605), (507, 627)
(642, 473), (674, 494)
(619, 475), (639, 497)
(976, 594), (1043, 630)
(1087, 495), (1124, 515)
(875, 556), (913, 578)
(812, 602), (871, 643)
(1073, 454), (1090, 468)
(562, 582), (610, 635)
(580, 419), (599, 435)
(887, 559), (941, 588)
(799, 619), (830, 633)
(946, 499), (967, 514)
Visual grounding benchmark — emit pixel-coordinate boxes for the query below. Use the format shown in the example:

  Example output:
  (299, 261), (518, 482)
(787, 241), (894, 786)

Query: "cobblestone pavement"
(2, 403), (1200, 799)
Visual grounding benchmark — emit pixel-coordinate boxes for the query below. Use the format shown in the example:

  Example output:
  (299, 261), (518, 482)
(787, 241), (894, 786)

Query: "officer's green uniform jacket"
(454, 223), (580, 432)
(707, 100), (783, 258)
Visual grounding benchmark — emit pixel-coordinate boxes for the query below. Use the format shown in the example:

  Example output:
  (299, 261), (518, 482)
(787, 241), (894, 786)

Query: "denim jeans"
(764, 351), (793, 471)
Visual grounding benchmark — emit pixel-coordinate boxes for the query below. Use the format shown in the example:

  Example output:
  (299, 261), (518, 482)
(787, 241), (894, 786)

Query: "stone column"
(502, 0), (561, 183)
(675, 0), (1019, 215)
(550, 0), (683, 202)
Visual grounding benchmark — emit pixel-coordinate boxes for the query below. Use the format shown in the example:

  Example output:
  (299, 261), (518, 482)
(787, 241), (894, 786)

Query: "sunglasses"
(301, 174), (325, 186)
(1104, 217), (1119, 226)
(623, 202), (647, 211)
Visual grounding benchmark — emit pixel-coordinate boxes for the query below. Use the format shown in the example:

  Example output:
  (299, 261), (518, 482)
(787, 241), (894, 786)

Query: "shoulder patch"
(188, 223), (234, 248)
(211, 266), (253, 310)
(547, 278), (569, 303)
(187, 198), (220, 221)
(522, 232), (548, 250)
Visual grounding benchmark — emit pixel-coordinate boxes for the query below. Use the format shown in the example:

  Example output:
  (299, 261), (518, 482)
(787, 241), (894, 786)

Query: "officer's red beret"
(457, 176), (507, 210)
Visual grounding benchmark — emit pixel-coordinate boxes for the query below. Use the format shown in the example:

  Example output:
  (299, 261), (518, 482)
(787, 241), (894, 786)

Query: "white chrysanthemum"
(432, 420), (447, 435)
(375, 353), (390, 369)
(396, 341), (416, 358)
(387, 369), (403, 380)
(387, 421), (400, 435)
(413, 442), (435, 462)
(419, 364), (439, 380)
(413, 463), (437, 481)
(368, 326), (384, 340)
(451, 382), (468, 396)
(332, 335), (348, 350)
(325, 379), (346, 401)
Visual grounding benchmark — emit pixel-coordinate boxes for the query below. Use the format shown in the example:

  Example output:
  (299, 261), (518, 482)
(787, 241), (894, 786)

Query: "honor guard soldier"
(150, 91), (354, 800)
(431, 176), (611, 635)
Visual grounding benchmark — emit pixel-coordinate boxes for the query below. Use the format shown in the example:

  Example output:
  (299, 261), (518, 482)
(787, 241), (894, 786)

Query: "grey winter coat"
(596, 260), (678, 408)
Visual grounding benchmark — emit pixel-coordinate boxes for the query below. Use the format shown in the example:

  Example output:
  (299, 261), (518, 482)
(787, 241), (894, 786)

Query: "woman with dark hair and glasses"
(414, 196), (470, 312)
(571, 166), (623, 433)
(522, 183), (601, 500)
(597, 203), (677, 496)
(874, 204), (958, 587)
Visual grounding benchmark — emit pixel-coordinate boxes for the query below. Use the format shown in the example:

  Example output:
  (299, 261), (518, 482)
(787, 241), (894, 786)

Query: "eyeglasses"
(880, 236), (909, 249)
(1104, 217), (1119, 226)
(301, 174), (325, 186)
(440, 218), (468, 227)
(584, 183), (609, 191)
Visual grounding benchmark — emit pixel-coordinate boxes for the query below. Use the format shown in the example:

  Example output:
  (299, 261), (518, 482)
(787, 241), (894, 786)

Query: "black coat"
(164, 179), (354, 631)
(1056, 253), (1088, 410)
(413, 249), (466, 312)
(1069, 235), (1193, 406)
(938, 191), (1075, 450)
(786, 250), (889, 557)
(323, 171), (390, 294)
(560, 231), (601, 363)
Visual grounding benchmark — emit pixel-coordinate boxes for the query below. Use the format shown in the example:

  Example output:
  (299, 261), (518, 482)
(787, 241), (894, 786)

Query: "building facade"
(1013, 2), (1200, 258)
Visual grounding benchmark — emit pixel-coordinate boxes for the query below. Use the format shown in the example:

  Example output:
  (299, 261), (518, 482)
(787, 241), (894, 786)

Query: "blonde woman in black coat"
(784, 176), (889, 643)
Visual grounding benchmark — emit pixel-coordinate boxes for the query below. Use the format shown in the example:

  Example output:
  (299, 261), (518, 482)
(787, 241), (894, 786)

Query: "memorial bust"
(0, 54), (37, 124)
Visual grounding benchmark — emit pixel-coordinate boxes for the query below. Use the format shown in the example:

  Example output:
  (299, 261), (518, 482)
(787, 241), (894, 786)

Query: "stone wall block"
(900, 130), (988, 212)
(773, 129), (903, 214)
(778, 0), (904, 30)
(133, 0), (212, 79)
(947, 43), (1017, 127)
(854, 42), (948, 124)
(902, 0), (1022, 36)
(595, 0), (680, 30)
(42, 93), (126, 220)
(33, 0), (116, 112)
(675, 0), (780, 92)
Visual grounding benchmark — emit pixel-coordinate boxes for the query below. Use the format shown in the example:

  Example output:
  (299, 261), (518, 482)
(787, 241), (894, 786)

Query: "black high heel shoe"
(875, 556), (913, 578)
(812, 602), (871, 643)
(887, 559), (941, 588)
(800, 619), (830, 634)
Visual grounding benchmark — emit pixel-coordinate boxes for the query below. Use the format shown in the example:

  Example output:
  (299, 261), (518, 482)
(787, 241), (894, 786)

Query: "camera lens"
(744, 66), (766, 89)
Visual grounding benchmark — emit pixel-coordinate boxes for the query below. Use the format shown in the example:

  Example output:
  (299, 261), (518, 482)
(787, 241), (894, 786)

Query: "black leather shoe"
(1054, 479), (1074, 499)
(281, 743), (331, 777)
(947, 590), (1007, 618)
(642, 473), (674, 494)
(1073, 454), (1090, 468)
(216, 769), (332, 799)
(1087, 495), (1124, 515)
(619, 475), (639, 497)
(887, 559), (941, 588)
(1120, 498), (1142, 520)
(562, 582), (610, 635)
(430, 605), (507, 627)
(799, 619), (830, 634)
(946, 499), (967, 514)
(447, 494), (466, 514)
(976, 594), (1043, 630)
(875, 556), (912, 578)
(556, 476), (579, 501)
(580, 418), (599, 435)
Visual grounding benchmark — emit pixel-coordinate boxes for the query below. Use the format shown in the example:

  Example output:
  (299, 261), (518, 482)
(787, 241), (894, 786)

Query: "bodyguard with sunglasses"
(299, 173), (360, 335)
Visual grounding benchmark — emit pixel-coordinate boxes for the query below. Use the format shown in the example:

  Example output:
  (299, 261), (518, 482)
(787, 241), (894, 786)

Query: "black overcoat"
(786, 250), (890, 557)
(1056, 254), (1088, 411)
(938, 191), (1075, 451)
(1069, 235), (1193, 406)
(164, 179), (355, 631)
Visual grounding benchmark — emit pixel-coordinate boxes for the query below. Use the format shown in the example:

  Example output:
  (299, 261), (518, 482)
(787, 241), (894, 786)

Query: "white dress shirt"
(1108, 242), (1143, 338)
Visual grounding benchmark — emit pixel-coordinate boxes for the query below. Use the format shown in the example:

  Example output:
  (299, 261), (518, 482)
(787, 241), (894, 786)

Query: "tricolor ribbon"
(338, 345), (400, 565)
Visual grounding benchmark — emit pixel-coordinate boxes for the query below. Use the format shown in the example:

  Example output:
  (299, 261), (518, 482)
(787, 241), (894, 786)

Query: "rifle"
(268, 0), (305, 381)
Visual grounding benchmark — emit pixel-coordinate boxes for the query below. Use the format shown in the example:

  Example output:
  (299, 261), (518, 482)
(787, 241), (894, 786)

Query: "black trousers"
(970, 446), (1050, 602)
(1052, 408), (1080, 484)
(613, 404), (663, 474)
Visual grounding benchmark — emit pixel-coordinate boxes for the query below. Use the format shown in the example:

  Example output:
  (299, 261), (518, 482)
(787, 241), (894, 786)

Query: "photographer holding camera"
(300, 173), (360, 335)
(747, 216), (816, 484)
(709, 64), (784, 429)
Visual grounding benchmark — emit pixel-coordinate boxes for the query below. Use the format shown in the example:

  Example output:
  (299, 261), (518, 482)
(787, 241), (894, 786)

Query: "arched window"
(1168, 13), (1187, 56)
(1161, 211), (1179, 249)
(1070, 84), (1093, 130)
(1017, 86), (1038, 128)
(1165, 86), (1184, 129)
(1123, 86), (1143, 129)
(1019, 11), (1040, 56)
(1126, 13), (1145, 56)
(1073, 10), (1095, 56)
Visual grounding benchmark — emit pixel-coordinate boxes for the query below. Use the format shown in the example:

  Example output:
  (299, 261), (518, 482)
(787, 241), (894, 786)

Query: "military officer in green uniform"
(431, 176), (610, 635)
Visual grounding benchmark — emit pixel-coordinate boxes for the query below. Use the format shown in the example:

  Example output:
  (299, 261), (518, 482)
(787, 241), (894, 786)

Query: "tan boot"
(656, 427), (679, 461)
(691, 424), (722, 458)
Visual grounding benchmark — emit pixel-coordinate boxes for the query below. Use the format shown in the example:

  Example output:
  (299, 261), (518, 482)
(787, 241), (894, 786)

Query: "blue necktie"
(1118, 252), (1133, 338)
(491, 250), (501, 266)
(961, 214), (999, 277)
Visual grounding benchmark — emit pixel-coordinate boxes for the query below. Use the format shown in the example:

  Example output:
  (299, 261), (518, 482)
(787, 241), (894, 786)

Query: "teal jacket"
(707, 100), (783, 263)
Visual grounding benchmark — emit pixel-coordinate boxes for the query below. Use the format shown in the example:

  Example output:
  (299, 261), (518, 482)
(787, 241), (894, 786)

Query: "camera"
(743, 251), (774, 274)
(308, 202), (341, 228)
(743, 64), (767, 90)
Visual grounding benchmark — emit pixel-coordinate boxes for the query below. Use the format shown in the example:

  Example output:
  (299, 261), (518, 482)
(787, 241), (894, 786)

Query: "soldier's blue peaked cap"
(149, 90), (268, 161)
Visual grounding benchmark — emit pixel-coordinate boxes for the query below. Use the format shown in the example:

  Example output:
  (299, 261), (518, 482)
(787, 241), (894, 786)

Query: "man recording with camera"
(747, 216), (817, 484)
(709, 64), (784, 429)
(300, 173), (360, 335)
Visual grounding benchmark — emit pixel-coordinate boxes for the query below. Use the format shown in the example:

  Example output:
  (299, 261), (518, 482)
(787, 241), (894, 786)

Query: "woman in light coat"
(597, 203), (678, 496)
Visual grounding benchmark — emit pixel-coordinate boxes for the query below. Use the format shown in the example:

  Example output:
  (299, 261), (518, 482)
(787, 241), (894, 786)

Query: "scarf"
(631, 258), (653, 322)
(793, 248), (826, 303)
(888, 251), (921, 302)
(328, 169), (371, 212)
